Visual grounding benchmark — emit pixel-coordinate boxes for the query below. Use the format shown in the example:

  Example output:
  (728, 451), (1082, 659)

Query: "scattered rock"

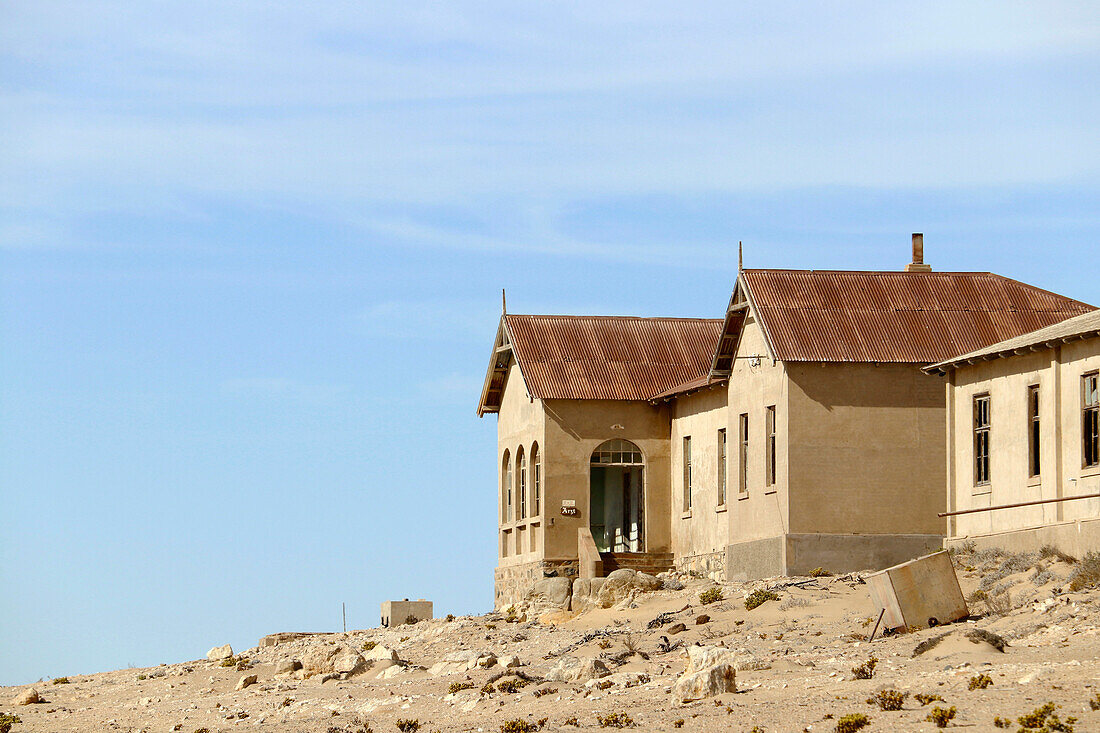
(500, 655), (522, 668)
(545, 655), (610, 682)
(13, 688), (41, 705)
(363, 644), (400, 663)
(667, 623), (688, 635)
(695, 614), (710, 625)
(234, 675), (257, 691)
(274, 659), (302, 675)
(206, 645), (233, 661)
(595, 569), (662, 608)
(333, 647), (369, 675)
(571, 577), (607, 613)
(428, 651), (495, 676)
(528, 577), (573, 609)
(673, 645), (737, 702)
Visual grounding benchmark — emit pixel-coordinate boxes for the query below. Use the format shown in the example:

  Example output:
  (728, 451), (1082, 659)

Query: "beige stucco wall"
(669, 387), (730, 563)
(724, 315), (790, 546)
(495, 362), (547, 567)
(542, 399), (672, 563)
(945, 337), (1100, 544)
(786, 362), (946, 537)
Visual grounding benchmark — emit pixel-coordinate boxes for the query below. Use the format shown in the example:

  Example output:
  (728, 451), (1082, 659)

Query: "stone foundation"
(674, 550), (726, 581)
(494, 559), (578, 609)
(726, 533), (944, 580)
(945, 517), (1100, 559)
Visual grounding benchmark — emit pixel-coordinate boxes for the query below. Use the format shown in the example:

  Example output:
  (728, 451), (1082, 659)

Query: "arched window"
(591, 438), (644, 465)
(517, 447), (527, 520)
(502, 450), (512, 523)
(531, 443), (541, 516)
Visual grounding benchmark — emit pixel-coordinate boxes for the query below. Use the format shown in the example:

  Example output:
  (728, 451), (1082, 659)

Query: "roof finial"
(502, 288), (507, 314)
(738, 241), (743, 273)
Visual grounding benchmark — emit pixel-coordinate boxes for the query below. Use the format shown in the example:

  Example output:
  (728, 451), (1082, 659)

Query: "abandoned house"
(477, 236), (1093, 607)
(926, 307), (1100, 557)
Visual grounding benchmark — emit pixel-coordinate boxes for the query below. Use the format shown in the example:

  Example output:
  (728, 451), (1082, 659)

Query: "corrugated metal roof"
(648, 374), (729, 401)
(741, 270), (1093, 364)
(926, 307), (1100, 373)
(504, 314), (723, 401)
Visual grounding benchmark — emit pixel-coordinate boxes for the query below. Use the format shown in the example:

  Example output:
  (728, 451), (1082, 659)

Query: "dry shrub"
(596, 712), (635, 728)
(968, 673), (993, 690)
(563, 718), (580, 727)
(0, 714), (21, 733)
(1067, 551), (1100, 592)
(1089, 693), (1100, 711)
(744, 589), (779, 610)
(926, 706), (956, 728)
(1017, 702), (1077, 731)
(965, 628), (1007, 652)
(780, 596), (810, 610)
(912, 632), (950, 658)
(699, 587), (724, 605)
(1038, 544), (1077, 564)
(362, 641), (377, 651)
(914, 692), (943, 706)
(395, 721), (420, 733)
(866, 689), (908, 711)
(500, 720), (544, 733)
(993, 716), (1012, 728)
(448, 681), (474, 695)
(850, 657), (878, 680)
(809, 567), (832, 577)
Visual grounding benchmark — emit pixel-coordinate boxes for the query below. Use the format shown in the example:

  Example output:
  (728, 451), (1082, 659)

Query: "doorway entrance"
(589, 439), (645, 553)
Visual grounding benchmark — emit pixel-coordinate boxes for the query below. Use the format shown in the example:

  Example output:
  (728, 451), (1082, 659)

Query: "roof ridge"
(507, 313), (722, 321)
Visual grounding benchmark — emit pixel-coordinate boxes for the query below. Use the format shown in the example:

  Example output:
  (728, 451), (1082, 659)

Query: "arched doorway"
(590, 439), (645, 553)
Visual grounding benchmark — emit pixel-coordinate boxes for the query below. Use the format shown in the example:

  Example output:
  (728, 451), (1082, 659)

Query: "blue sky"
(1, 2), (1098, 684)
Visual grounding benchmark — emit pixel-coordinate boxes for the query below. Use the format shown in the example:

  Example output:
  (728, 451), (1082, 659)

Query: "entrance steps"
(600, 552), (675, 576)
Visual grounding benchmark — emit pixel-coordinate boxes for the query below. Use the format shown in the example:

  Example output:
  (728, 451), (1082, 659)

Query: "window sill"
(737, 492), (749, 501)
(971, 484), (992, 496)
(1080, 467), (1100, 479)
(1026, 477), (1041, 488)
(764, 489), (777, 495)
(715, 504), (728, 513)
(680, 510), (693, 520)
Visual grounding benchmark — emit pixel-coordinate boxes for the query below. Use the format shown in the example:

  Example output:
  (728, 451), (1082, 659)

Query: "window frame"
(531, 443), (541, 517)
(502, 450), (513, 523)
(1084, 372), (1099, 469)
(1027, 385), (1041, 479)
(738, 413), (749, 497)
(973, 394), (991, 487)
(682, 435), (692, 512)
(716, 428), (727, 507)
(517, 446), (527, 520)
(765, 406), (776, 489)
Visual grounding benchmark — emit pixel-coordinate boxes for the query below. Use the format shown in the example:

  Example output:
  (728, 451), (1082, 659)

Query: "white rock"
(206, 645), (233, 661)
(234, 674), (257, 691)
(545, 656), (610, 682)
(332, 648), (368, 675)
(363, 644), (400, 663)
(12, 688), (40, 705)
(672, 645), (737, 702)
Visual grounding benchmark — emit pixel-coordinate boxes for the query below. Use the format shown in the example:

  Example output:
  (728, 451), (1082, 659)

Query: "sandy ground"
(4, 548), (1100, 733)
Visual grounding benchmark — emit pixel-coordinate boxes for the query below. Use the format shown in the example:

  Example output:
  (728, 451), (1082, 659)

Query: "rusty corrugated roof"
(737, 270), (1093, 364)
(926, 307), (1100, 373)
(648, 374), (729, 401)
(503, 314), (723, 401)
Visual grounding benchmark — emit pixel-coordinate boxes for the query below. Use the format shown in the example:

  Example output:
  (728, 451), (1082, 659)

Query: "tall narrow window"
(738, 413), (749, 494)
(502, 450), (512, 522)
(531, 443), (541, 516)
(682, 436), (692, 511)
(1028, 385), (1041, 478)
(717, 428), (727, 506)
(517, 447), (527, 520)
(765, 406), (776, 487)
(1084, 372), (1099, 468)
(974, 395), (991, 485)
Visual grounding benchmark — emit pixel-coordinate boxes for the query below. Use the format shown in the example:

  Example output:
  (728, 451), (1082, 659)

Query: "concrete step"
(600, 552), (675, 575)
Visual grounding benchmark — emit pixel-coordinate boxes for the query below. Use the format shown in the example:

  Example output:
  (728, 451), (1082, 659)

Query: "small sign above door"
(560, 506), (580, 517)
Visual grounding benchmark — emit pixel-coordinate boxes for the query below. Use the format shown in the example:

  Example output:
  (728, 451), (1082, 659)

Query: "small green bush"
(866, 689), (908, 710)
(926, 706), (956, 728)
(968, 673), (993, 690)
(500, 720), (541, 733)
(596, 712), (635, 728)
(395, 720), (420, 733)
(914, 692), (943, 706)
(699, 587), (724, 605)
(1089, 693), (1100, 711)
(362, 641), (377, 651)
(496, 679), (530, 694)
(834, 713), (871, 733)
(809, 567), (832, 577)
(744, 589), (779, 610)
(1017, 702), (1076, 731)
(448, 681), (474, 695)
(850, 657), (878, 680)
(993, 717), (1011, 728)
(563, 718), (580, 727)
(52, 677), (70, 685)
(0, 713), (22, 733)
